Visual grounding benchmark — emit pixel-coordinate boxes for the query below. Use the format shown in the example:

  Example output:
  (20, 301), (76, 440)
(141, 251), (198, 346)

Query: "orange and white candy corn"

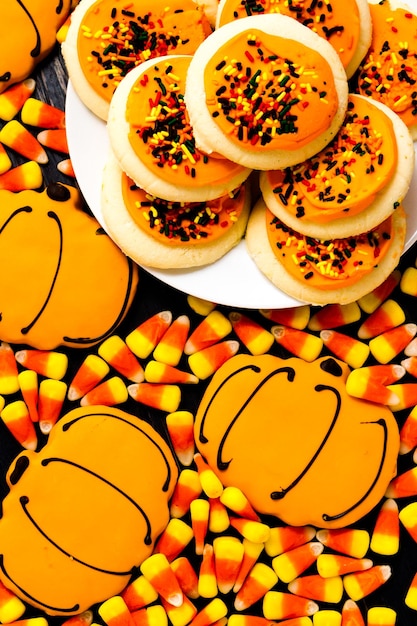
(288, 574), (343, 604)
(400, 405), (417, 454)
(161, 594), (197, 626)
(272, 542), (323, 584)
(188, 340), (240, 380)
(230, 517), (270, 544)
(265, 525), (316, 557)
(57, 158), (75, 178)
(61, 611), (94, 626)
(190, 498), (210, 555)
(171, 556), (200, 599)
(98, 596), (135, 626)
(316, 528), (370, 559)
(341, 599), (365, 626)
(155, 518), (194, 562)
(402, 354), (417, 376)
(370, 499), (399, 556)
(401, 265), (417, 297)
(37, 128), (69, 153)
(263, 590), (318, 621)
(366, 606), (396, 626)
(128, 382), (181, 413)
(271, 325), (323, 362)
(260, 305), (311, 330)
(38, 378), (67, 434)
(386, 382), (417, 411)
(405, 571), (417, 611)
(345, 367), (402, 407)
(98, 335), (144, 383)
(312, 610), (342, 626)
(233, 538), (264, 593)
(357, 299), (405, 340)
(185, 311), (232, 355)
(0, 120), (48, 163)
(15, 349), (68, 380)
(213, 535), (245, 594)
(166, 410), (195, 466)
(358, 270), (400, 314)
(0, 341), (19, 394)
(0, 161), (42, 191)
(0, 78), (36, 121)
(316, 554), (372, 578)
(140, 553), (183, 607)
(234, 563), (278, 611)
(229, 312), (274, 355)
(308, 302), (361, 331)
(220, 486), (260, 521)
(399, 501), (417, 543)
(130, 604), (168, 626)
(343, 565), (391, 601)
(67, 354), (110, 401)
(369, 323), (417, 364)
(80, 376), (128, 407)
(194, 453), (223, 499)
(320, 330), (369, 369)
(153, 315), (190, 366)
(198, 543), (217, 598)
(17, 369), (38, 422)
(0, 579), (26, 623)
(208, 497), (230, 534)
(386, 465), (417, 498)
(187, 295), (216, 316)
(126, 311), (172, 359)
(21, 97), (65, 129)
(145, 361), (198, 385)
(121, 575), (159, 611)
(0, 143), (11, 175)
(188, 598), (227, 626)
(170, 469), (202, 518)
(1, 400), (37, 450)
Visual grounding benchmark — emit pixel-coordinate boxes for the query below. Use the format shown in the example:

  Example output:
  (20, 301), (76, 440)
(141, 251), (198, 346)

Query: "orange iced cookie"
(63, 0), (212, 119)
(0, 405), (178, 615)
(107, 54), (251, 202)
(195, 354), (400, 528)
(0, 183), (138, 349)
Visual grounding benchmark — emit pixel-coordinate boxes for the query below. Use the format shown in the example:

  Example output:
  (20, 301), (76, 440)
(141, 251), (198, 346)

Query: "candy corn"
(228, 616), (291, 626)
(140, 553), (183, 607)
(357, 299), (405, 340)
(263, 591), (318, 621)
(188, 340), (240, 379)
(213, 536), (245, 594)
(260, 305), (310, 330)
(319, 330), (369, 369)
(316, 528), (370, 559)
(161, 594), (197, 626)
(198, 544), (218, 598)
(188, 598), (227, 626)
(14, 349), (68, 380)
(316, 554), (372, 578)
(128, 382), (181, 413)
(0, 78), (36, 121)
(230, 517), (270, 544)
(98, 596), (135, 626)
(61, 610), (94, 626)
(208, 498), (230, 534)
(233, 539), (264, 593)
(312, 610), (342, 626)
(0, 580), (26, 623)
(194, 453), (223, 499)
(17, 369), (38, 422)
(345, 368), (401, 406)
(190, 498), (210, 555)
(155, 518), (194, 562)
(220, 486), (259, 521)
(67, 354), (110, 401)
(401, 265), (417, 297)
(0, 400), (37, 450)
(126, 311), (172, 359)
(57, 158), (75, 177)
(187, 295), (216, 316)
(288, 574), (344, 604)
(265, 525), (316, 557)
(358, 270), (400, 313)
(98, 335), (144, 383)
(122, 575), (159, 611)
(130, 605), (168, 626)
(37, 128), (69, 153)
(80, 376), (128, 407)
(229, 312), (274, 355)
(234, 563), (278, 610)
(366, 606), (396, 626)
(153, 315), (190, 366)
(340, 599), (365, 626)
(171, 557), (200, 599)
(0, 342), (19, 394)
(170, 469), (202, 518)
(185, 311), (232, 355)
(398, 501), (417, 543)
(166, 410), (195, 466)
(21, 97), (65, 129)
(0, 143), (11, 175)
(386, 466), (417, 498)
(271, 326), (323, 362)
(308, 302), (361, 331)
(0, 120), (48, 164)
(369, 323), (417, 364)
(385, 382), (417, 411)
(401, 355), (417, 377)
(370, 499), (399, 556)
(343, 565), (391, 601)
(38, 378), (67, 434)
(0, 161), (42, 191)
(145, 361), (198, 385)
(405, 572), (417, 611)
(272, 542), (323, 583)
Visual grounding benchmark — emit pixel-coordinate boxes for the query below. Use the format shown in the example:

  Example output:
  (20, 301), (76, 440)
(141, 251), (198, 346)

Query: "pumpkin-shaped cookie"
(0, 0), (73, 93)
(0, 183), (138, 349)
(0, 406), (178, 615)
(195, 354), (400, 528)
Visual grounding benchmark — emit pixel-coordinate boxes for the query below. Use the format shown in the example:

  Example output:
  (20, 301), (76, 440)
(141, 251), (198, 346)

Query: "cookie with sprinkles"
(101, 151), (251, 268)
(62, 0), (212, 120)
(215, 0), (372, 79)
(184, 14), (349, 171)
(260, 94), (414, 240)
(107, 54), (252, 202)
(354, 0), (417, 140)
(245, 197), (406, 305)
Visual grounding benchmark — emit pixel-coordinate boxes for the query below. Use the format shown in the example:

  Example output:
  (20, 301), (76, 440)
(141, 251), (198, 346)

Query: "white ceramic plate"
(65, 81), (417, 310)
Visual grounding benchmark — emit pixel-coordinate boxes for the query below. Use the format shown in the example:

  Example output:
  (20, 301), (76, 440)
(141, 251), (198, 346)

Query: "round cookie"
(0, 0), (73, 94)
(184, 14), (349, 171)
(62, 0), (212, 120)
(0, 405), (178, 616)
(0, 183), (138, 349)
(101, 151), (251, 269)
(260, 94), (415, 239)
(194, 353), (400, 529)
(215, 0), (372, 79)
(245, 197), (406, 306)
(355, 0), (417, 140)
(107, 54), (251, 202)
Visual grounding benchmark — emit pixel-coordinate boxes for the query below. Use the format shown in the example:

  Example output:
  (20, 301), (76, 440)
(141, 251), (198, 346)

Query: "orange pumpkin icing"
(266, 207), (397, 290)
(356, 0), (417, 129)
(216, 0), (362, 72)
(264, 94), (398, 223)
(203, 30), (340, 152)
(77, 0), (211, 104)
(0, 405), (178, 616)
(126, 55), (247, 188)
(0, 183), (138, 349)
(195, 353), (400, 528)
(121, 172), (247, 245)
(0, 0), (72, 93)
